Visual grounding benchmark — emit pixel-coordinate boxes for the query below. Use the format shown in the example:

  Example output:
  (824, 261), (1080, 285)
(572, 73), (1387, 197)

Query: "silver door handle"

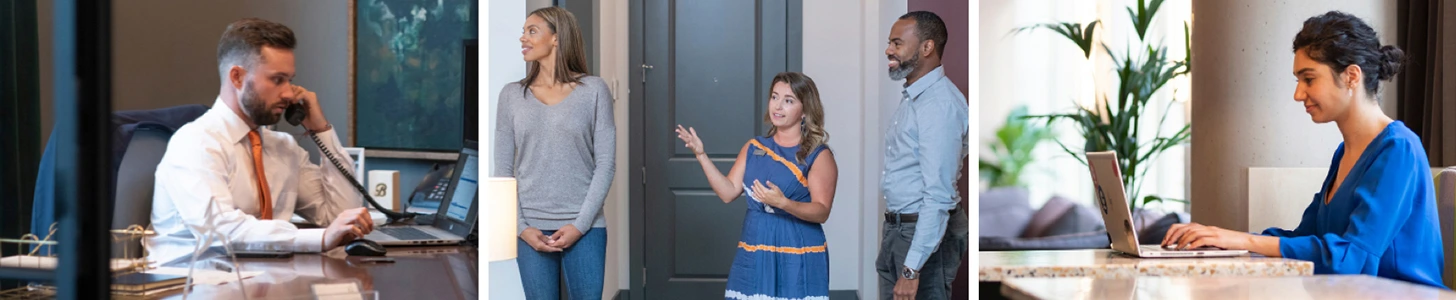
(641, 64), (653, 83)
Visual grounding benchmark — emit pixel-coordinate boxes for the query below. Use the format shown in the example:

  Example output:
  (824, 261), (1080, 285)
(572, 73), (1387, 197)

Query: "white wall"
(599, 0), (632, 295)
(483, 0), (527, 299)
(803, 0), (907, 296)
(966, 1), (980, 296)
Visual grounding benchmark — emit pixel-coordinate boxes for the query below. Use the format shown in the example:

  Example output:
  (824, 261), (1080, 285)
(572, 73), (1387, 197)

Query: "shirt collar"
(210, 97), (257, 145)
(902, 65), (946, 101)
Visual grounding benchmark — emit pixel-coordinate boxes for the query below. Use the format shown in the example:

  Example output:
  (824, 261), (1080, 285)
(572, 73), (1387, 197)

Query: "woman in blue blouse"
(1163, 11), (1444, 288)
(675, 72), (839, 299)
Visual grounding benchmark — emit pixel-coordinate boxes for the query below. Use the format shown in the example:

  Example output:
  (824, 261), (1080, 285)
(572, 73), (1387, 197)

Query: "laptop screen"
(445, 151), (477, 222)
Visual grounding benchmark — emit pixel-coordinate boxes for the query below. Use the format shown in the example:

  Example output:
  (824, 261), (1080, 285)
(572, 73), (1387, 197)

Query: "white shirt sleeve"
(292, 128), (363, 227)
(152, 136), (327, 256)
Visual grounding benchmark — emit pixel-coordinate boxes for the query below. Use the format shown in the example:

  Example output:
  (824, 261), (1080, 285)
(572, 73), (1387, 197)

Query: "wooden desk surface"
(158, 246), (477, 300)
(999, 275), (1456, 300)
(980, 249), (1313, 281)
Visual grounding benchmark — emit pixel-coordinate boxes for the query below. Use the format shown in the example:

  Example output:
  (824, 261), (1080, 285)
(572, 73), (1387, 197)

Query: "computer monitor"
(434, 140), (478, 237)
(463, 39), (478, 143)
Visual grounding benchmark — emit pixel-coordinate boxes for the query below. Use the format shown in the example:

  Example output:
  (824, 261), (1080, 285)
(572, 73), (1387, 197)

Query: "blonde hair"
(764, 72), (829, 164)
(520, 7), (588, 89)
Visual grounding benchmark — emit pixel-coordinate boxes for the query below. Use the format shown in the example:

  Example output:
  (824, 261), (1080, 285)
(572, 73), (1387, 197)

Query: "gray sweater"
(493, 76), (615, 235)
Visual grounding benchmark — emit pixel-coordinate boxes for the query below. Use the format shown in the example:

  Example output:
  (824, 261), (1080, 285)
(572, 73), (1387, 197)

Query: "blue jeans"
(517, 228), (607, 300)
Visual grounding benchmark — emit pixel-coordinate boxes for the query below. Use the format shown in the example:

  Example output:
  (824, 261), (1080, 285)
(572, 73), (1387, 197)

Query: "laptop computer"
(364, 141), (480, 246)
(1085, 151), (1247, 258)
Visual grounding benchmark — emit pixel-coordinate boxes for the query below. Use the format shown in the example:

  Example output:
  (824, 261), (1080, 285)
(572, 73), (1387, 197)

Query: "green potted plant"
(1012, 0), (1191, 212)
(981, 105), (1054, 188)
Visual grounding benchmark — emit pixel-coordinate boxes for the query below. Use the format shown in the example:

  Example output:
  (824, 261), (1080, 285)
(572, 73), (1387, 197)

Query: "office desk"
(999, 275), (1456, 300)
(160, 246), (477, 300)
(980, 250), (1313, 281)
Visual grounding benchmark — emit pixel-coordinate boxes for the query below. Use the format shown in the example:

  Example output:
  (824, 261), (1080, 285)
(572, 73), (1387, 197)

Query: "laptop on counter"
(1086, 151), (1248, 258)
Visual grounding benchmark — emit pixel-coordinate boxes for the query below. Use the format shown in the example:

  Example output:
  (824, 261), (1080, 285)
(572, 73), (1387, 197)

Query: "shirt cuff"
(295, 228), (327, 252)
(310, 127), (345, 151)
(903, 250), (929, 271)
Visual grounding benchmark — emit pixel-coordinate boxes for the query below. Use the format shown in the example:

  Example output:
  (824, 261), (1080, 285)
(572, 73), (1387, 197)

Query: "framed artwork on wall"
(350, 0), (478, 152)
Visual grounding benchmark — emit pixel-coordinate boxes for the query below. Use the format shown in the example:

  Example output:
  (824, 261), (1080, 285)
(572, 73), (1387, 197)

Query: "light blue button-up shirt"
(883, 66), (968, 271)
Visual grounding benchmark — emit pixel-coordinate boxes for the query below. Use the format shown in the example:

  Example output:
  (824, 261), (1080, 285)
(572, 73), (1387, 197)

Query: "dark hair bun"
(1293, 11), (1402, 95)
(1377, 45), (1404, 81)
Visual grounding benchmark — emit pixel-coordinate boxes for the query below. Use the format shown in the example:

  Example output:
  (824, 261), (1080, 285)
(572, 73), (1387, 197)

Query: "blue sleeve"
(1261, 194), (1320, 237)
(1275, 141), (1419, 275)
(903, 99), (969, 271)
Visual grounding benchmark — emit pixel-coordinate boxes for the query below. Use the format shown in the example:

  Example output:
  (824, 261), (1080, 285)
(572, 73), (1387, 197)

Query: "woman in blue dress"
(1162, 11), (1444, 288)
(675, 72), (839, 299)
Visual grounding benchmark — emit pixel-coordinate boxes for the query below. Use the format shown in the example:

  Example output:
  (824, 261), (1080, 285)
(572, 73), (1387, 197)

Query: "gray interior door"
(631, 0), (800, 298)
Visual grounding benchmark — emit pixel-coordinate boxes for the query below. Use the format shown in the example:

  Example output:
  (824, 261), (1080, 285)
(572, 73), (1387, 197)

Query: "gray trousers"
(876, 209), (969, 300)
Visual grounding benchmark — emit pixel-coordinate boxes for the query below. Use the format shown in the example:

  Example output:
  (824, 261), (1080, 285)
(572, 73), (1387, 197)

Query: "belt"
(884, 208), (959, 225)
(885, 212), (917, 224)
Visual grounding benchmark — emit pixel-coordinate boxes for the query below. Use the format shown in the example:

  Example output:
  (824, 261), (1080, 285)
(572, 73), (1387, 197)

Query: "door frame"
(627, 0), (646, 297)
(628, 0), (801, 298)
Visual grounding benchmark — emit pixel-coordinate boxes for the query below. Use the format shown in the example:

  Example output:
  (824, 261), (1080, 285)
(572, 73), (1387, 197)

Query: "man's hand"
(893, 277), (919, 300)
(324, 208), (373, 249)
(548, 225), (584, 249)
(520, 227), (563, 252)
(290, 85), (330, 132)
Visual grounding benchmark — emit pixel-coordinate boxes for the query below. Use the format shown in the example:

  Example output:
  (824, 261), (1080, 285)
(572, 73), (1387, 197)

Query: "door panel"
(672, 0), (757, 155)
(639, 0), (800, 298)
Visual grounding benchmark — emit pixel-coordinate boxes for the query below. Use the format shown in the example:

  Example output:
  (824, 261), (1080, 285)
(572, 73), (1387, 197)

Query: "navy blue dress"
(724, 136), (830, 300)
(1261, 121), (1445, 288)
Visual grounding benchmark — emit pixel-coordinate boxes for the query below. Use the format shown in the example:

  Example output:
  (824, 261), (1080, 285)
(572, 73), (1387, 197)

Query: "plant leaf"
(1012, 21), (1100, 59)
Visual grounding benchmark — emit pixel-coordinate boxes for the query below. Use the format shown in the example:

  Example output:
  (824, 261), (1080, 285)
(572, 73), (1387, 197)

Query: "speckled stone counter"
(980, 250), (1313, 281)
(999, 275), (1455, 300)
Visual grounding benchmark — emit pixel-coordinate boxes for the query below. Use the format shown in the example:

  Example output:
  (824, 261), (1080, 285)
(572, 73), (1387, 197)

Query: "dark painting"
(355, 0), (477, 151)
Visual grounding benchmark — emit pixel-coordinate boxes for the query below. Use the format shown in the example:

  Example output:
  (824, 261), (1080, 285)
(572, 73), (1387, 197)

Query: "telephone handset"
(285, 100), (417, 223)
(284, 102), (307, 128)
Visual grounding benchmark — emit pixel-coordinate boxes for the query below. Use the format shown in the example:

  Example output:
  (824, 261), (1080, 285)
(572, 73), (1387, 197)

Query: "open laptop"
(364, 141), (480, 246)
(1086, 151), (1247, 258)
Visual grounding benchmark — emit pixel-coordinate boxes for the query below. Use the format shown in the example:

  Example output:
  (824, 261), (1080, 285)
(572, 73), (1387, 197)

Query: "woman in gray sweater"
(492, 7), (615, 300)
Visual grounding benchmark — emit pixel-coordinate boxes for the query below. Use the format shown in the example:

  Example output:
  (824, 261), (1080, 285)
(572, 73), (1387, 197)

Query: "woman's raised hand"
(675, 125), (706, 156)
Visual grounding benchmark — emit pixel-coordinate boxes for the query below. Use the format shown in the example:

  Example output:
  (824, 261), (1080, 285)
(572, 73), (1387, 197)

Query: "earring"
(1348, 88), (1353, 98)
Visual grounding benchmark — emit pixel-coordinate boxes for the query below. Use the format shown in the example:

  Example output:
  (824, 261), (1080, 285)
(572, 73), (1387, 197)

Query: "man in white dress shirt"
(147, 18), (373, 264)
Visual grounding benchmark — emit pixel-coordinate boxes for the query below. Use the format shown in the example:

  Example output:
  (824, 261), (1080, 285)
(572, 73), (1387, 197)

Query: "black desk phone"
(409, 164), (455, 208)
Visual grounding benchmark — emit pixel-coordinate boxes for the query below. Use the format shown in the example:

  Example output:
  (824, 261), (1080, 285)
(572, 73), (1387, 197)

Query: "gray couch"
(979, 187), (1186, 251)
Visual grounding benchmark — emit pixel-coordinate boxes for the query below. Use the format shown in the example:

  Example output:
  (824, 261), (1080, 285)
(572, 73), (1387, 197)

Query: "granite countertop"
(980, 249), (1314, 281)
(999, 275), (1455, 300)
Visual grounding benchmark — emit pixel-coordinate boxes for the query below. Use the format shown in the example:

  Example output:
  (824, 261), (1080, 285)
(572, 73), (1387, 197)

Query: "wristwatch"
(901, 266), (920, 280)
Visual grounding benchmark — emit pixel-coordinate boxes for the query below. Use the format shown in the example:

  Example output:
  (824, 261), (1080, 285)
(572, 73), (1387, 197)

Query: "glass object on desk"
(178, 198), (250, 300)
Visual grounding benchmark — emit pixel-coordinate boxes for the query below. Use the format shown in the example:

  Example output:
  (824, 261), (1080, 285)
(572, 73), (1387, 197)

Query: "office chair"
(1437, 167), (1456, 289)
(30, 105), (205, 256)
(111, 123), (175, 258)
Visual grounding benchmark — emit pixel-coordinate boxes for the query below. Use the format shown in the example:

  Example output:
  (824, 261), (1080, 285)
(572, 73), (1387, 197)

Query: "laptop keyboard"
(379, 227), (438, 240)
(1141, 245), (1222, 252)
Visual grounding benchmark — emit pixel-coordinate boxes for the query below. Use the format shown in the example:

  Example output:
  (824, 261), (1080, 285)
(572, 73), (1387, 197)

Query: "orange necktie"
(247, 130), (273, 220)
